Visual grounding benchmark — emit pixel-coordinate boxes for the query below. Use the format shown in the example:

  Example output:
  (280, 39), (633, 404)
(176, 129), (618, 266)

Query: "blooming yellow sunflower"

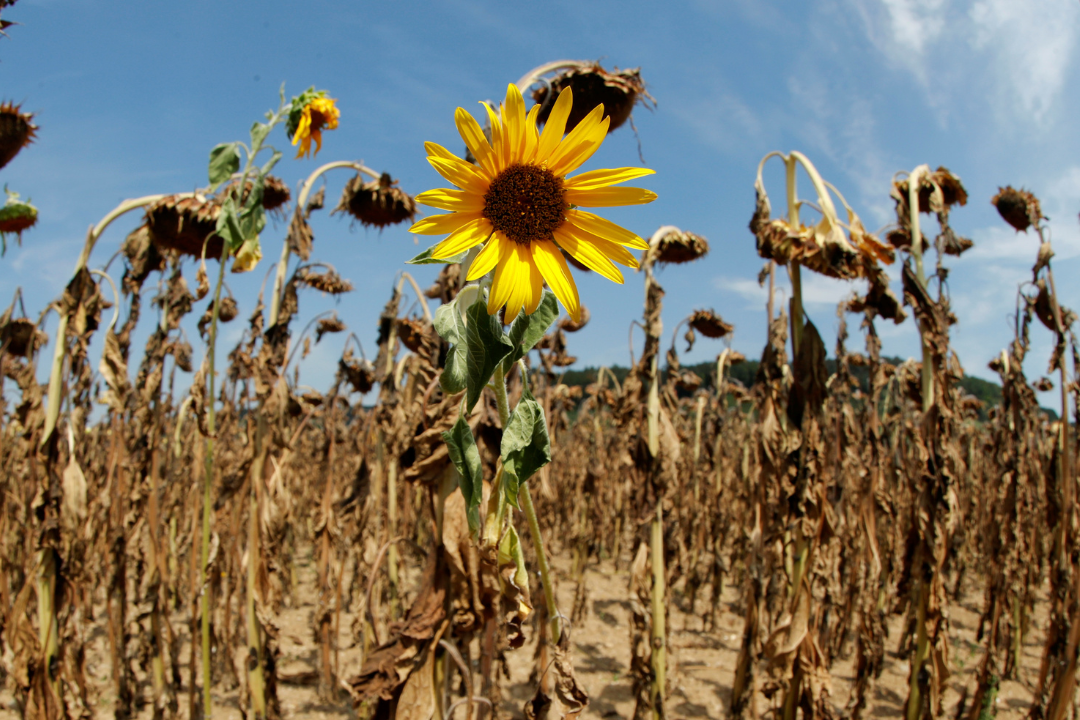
(410, 83), (656, 322)
(289, 95), (339, 159)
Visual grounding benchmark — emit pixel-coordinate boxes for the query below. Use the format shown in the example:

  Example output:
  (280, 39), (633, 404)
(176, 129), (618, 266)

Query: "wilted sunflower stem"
(491, 363), (561, 645)
(514, 60), (583, 94)
(906, 166), (934, 415)
(650, 501), (667, 719)
(268, 161), (379, 326)
(42, 193), (192, 445)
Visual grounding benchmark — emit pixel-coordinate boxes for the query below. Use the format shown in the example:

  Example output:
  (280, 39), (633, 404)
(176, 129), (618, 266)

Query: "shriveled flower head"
(410, 83), (657, 322)
(334, 172), (417, 228)
(0, 187), (37, 254)
(0, 102), (37, 171)
(287, 89), (339, 159)
(531, 62), (653, 135)
(991, 186), (1043, 233)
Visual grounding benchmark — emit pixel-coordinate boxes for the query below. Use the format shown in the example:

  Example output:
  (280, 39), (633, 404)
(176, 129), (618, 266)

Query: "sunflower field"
(2, 19), (1080, 720)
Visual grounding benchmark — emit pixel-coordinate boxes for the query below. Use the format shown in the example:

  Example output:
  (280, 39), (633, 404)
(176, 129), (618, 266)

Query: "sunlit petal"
(565, 186), (658, 207)
(553, 226), (624, 284)
(565, 167), (655, 191)
(431, 217), (492, 258)
(565, 209), (649, 250)
(531, 238), (581, 321)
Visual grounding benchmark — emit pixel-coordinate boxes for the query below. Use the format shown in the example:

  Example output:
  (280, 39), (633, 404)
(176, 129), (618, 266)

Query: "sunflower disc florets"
(0, 102), (37, 170)
(334, 172), (417, 228)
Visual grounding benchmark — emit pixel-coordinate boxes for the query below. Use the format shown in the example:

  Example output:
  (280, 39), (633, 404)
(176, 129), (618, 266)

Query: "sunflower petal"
(536, 87), (572, 164)
(415, 188), (485, 212)
(425, 142), (459, 160)
(410, 211), (483, 236)
(565, 186), (657, 207)
(482, 102), (507, 173)
(521, 105), (540, 164)
(565, 223), (640, 268)
(565, 167), (656, 191)
(503, 245), (532, 321)
(565, 209), (649, 250)
(524, 253), (545, 315)
(547, 104), (606, 175)
(553, 226), (624, 284)
(502, 84), (526, 165)
(428, 156), (490, 195)
(489, 243), (525, 316)
(549, 116), (610, 177)
(531, 238), (581, 321)
(466, 233), (507, 281)
(455, 108), (497, 177)
(431, 218), (492, 258)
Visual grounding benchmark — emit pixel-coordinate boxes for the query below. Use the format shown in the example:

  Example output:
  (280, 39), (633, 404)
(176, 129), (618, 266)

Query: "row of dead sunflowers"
(0, 55), (1079, 720)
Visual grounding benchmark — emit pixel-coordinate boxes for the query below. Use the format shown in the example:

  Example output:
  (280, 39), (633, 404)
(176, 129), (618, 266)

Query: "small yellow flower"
(291, 96), (339, 159)
(231, 237), (262, 273)
(410, 84), (657, 322)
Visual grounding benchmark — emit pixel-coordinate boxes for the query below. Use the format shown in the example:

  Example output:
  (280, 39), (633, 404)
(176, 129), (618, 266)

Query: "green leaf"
(215, 197), (246, 253)
(500, 385), (551, 507)
(465, 296), (513, 412)
(442, 415), (483, 534)
(435, 299), (467, 395)
(208, 142), (240, 187)
(250, 122), (271, 152)
(260, 148), (283, 176)
(406, 244), (466, 265)
(503, 290), (559, 371)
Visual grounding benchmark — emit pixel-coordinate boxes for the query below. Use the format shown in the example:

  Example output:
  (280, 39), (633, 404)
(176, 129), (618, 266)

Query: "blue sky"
(2, 0), (1079, 401)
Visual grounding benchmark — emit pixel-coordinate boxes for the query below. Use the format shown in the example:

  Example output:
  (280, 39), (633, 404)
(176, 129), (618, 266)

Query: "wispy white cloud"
(714, 272), (866, 310)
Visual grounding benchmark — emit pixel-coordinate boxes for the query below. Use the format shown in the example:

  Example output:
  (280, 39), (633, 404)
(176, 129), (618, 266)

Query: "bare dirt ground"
(0, 542), (1047, 719)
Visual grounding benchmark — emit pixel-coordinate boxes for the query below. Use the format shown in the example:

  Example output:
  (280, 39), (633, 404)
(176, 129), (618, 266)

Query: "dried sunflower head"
(688, 309), (733, 339)
(144, 194), (221, 258)
(0, 187), (36, 254)
(1, 317), (45, 358)
(557, 305), (591, 333)
(652, 227), (709, 265)
(991, 186), (1043, 233)
(334, 172), (417, 228)
(0, 101), (37, 171)
(532, 62), (653, 134)
(315, 315), (346, 344)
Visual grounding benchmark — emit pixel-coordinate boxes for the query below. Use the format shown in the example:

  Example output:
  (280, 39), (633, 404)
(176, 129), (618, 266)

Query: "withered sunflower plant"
(405, 81), (656, 660)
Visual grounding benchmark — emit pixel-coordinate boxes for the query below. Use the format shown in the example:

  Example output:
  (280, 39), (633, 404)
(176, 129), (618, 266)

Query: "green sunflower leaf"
(250, 121), (271, 152)
(503, 290), (559, 372)
(442, 415), (483, 534)
(500, 383), (551, 508)
(465, 295), (513, 413)
(208, 142), (241, 188)
(434, 299), (467, 395)
(406, 244), (467, 265)
(215, 197), (245, 254)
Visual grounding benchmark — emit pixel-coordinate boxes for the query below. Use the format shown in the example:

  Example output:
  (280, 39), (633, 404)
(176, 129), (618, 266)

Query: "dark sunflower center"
(483, 163), (566, 246)
(309, 109), (326, 130)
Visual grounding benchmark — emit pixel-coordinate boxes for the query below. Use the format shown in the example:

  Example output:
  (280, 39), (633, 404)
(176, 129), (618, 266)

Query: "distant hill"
(557, 356), (1055, 420)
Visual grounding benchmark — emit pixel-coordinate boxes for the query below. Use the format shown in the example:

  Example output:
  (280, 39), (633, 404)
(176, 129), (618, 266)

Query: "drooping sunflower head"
(410, 83), (657, 323)
(287, 89), (340, 159)
(0, 101), (37, 171)
(0, 187), (37, 254)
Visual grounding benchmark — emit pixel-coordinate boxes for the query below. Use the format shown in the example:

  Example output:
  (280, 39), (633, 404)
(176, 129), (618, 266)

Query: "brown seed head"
(654, 228), (709, 265)
(0, 102), (37, 171)
(1, 317), (44, 358)
(532, 63), (653, 134)
(333, 172), (417, 228)
(558, 305), (591, 333)
(688, 309), (733, 339)
(991, 186), (1042, 233)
